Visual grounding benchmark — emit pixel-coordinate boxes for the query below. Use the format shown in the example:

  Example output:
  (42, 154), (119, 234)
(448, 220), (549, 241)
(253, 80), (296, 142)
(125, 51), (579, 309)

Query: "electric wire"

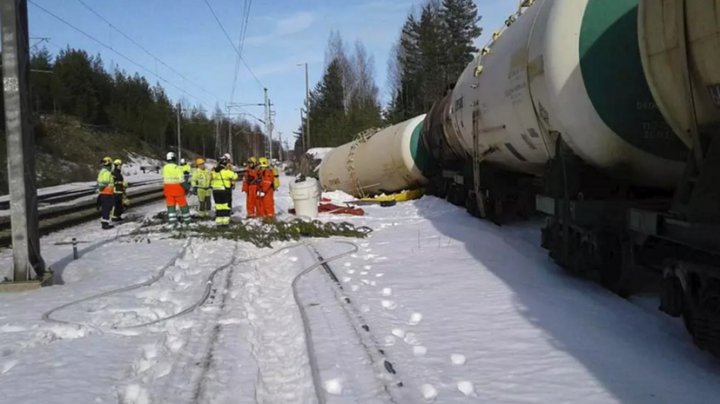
(202, 0), (264, 91)
(29, 0), (212, 107)
(229, 0), (253, 103)
(75, 0), (221, 102)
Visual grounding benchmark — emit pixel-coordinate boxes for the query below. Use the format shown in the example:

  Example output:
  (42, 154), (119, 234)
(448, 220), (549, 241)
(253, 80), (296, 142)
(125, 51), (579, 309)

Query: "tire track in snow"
(117, 243), (241, 403)
(190, 257), (238, 403)
(305, 244), (409, 404)
(238, 249), (318, 404)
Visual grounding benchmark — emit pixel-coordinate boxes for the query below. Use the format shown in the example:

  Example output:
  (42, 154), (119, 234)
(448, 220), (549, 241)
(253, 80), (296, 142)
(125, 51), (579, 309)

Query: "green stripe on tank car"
(579, 0), (687, 161)
(409, 119), (433, 174)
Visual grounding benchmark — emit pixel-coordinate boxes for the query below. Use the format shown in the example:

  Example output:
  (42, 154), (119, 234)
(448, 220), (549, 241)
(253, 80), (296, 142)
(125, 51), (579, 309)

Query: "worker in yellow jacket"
(97, 156), (115, 230)
(211, 155), (239, 226)
(191, 158), (212, 218)
(179, 158), (192, 185)
(163, 152), (191, 225)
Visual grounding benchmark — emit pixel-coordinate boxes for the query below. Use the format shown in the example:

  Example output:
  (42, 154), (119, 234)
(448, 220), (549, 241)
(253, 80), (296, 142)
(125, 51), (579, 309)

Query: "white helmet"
(222, 153), (232, 162)
(180, 158), (186, 165)
(166, 151), (176, 162)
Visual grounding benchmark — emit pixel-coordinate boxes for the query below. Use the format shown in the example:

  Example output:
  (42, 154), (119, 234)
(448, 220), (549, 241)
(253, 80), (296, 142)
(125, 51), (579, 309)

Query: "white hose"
(42, 238), (193, 328)
(42, 240), (306, 330)
(42, 236), (363, 404)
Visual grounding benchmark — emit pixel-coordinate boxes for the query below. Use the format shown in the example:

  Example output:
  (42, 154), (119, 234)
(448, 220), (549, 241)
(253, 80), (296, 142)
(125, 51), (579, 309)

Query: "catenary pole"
(264, 87), (269, 158)
(215, 117), (220, 157)
(304, 62), (310, 149)
(2, 0), (46, 281)
(228, 117), (233, 159)
(176, 103), (182, 163)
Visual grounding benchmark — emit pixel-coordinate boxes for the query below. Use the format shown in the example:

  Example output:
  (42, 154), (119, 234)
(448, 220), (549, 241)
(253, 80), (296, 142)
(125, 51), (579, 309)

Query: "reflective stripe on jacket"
(191, 168), (211, 188)
(163, 163), (184, 185)
(97, 167), (114, 195)
(211, 167), (239, 190)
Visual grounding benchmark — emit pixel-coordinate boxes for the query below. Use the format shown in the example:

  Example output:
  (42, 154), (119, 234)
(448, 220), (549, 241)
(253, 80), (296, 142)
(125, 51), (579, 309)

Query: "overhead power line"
(75, 0), (221, 103)
(29, 0), (212, 107)
(202, 0), (264, 91)
(230, 0), (253, 103)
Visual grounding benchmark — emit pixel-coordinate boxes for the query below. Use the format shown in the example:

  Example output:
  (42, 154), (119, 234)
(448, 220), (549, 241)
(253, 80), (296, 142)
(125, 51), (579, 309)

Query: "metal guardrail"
(0, 179), (162, 210)
(0, 183), (164, 246)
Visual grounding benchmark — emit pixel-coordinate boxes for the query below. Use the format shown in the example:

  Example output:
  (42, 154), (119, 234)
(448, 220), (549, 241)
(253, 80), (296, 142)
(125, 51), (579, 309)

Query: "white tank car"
(447, 0), (688, 188)
(639, 0), (720, 143)
(318, 115), (429, 195)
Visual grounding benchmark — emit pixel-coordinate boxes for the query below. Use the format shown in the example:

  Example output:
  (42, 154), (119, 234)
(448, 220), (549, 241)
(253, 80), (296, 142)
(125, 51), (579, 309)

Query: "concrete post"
(2, 0), (46, 281)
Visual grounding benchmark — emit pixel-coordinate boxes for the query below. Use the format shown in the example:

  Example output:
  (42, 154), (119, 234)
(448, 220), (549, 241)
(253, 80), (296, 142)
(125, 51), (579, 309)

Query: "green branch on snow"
(167, 220), (371, 248)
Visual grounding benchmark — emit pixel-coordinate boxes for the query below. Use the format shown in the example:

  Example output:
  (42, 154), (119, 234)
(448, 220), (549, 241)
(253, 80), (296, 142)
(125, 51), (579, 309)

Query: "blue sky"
(29, 0), (516, 150)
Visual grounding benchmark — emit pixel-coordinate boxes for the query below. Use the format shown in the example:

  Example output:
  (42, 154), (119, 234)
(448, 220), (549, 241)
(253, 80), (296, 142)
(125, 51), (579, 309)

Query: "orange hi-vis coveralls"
(258, 167), (275, 219)
(242, 166), (259, 218)
(162, 162), (190, 224)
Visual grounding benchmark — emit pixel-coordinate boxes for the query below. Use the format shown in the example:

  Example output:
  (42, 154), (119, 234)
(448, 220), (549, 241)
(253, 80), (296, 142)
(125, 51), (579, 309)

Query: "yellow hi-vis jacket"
(162, 163), (185, 185)
(97, 167), (114, 195)
(191, 168), (211, 189)
(180, 163), (192, 184)
(210, 166), (238, 191)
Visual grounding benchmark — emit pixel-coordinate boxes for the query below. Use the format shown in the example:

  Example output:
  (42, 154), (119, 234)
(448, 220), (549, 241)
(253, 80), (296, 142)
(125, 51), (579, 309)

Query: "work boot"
(101, 222), (114, 230)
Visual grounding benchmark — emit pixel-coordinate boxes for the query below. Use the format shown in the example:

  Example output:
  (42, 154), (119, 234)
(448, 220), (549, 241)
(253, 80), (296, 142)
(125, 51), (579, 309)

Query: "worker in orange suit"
(257, 157), (275, 219)
(242, 157), (259, 218)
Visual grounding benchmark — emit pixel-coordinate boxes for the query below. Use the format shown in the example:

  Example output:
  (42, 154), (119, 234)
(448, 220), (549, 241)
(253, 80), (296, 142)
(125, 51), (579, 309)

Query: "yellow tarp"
(359, 188), (424, 203)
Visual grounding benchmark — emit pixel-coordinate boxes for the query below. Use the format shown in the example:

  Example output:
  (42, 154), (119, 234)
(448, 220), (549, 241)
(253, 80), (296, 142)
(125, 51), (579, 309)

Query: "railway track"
(0, 179), (161, 210)
(0, 181), (164, 246)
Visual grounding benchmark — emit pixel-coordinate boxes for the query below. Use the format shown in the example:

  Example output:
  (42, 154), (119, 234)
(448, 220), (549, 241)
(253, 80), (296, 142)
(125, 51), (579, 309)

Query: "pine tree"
(440, 0), (482, 84)
(308, 58), (346, 147)
(386, 0), (482, 124)
(29, 47), (54, 113)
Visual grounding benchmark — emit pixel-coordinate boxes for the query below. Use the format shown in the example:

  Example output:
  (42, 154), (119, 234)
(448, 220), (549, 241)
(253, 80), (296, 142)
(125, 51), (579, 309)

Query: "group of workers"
(160, 152), (277, 227)
(96, 153), (278, 229)
(242, 156), (276, 219)
(96, 157), (129, 230)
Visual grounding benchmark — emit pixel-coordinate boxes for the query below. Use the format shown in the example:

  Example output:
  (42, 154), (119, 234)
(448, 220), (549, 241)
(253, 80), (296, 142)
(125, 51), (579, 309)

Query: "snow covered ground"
(1, 176), (720, 403)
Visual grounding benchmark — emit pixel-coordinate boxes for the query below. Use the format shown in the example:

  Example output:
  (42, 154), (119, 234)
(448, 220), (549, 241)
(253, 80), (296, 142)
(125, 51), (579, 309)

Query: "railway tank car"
(425, 0), (688, 189)
(318, 115), (430, 196)
(318, 0), (720, 355)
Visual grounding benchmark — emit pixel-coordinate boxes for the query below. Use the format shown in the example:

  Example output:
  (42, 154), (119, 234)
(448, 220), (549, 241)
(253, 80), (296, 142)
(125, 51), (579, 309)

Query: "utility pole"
(214, 117), (220, 157)
(304, 62), (310, 150)
(278, 131), (283, 162)
(264, 88), (270, 158)
(227, 118), (233, 159)
(176, 103), (181, 164)
(299, 108), (306, 151)
(2, 0), (46, 281)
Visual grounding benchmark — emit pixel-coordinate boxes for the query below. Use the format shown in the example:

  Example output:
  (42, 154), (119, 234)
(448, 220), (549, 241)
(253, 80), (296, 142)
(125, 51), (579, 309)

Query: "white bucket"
(289, 177), (320, 218)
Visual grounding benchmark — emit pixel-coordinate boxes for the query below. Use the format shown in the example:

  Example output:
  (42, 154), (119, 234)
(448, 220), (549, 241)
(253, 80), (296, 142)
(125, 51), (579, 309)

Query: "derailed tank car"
(318, 115), (429, 196)
(319, 0), (720, 354)
(423, 0), (720, 354)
